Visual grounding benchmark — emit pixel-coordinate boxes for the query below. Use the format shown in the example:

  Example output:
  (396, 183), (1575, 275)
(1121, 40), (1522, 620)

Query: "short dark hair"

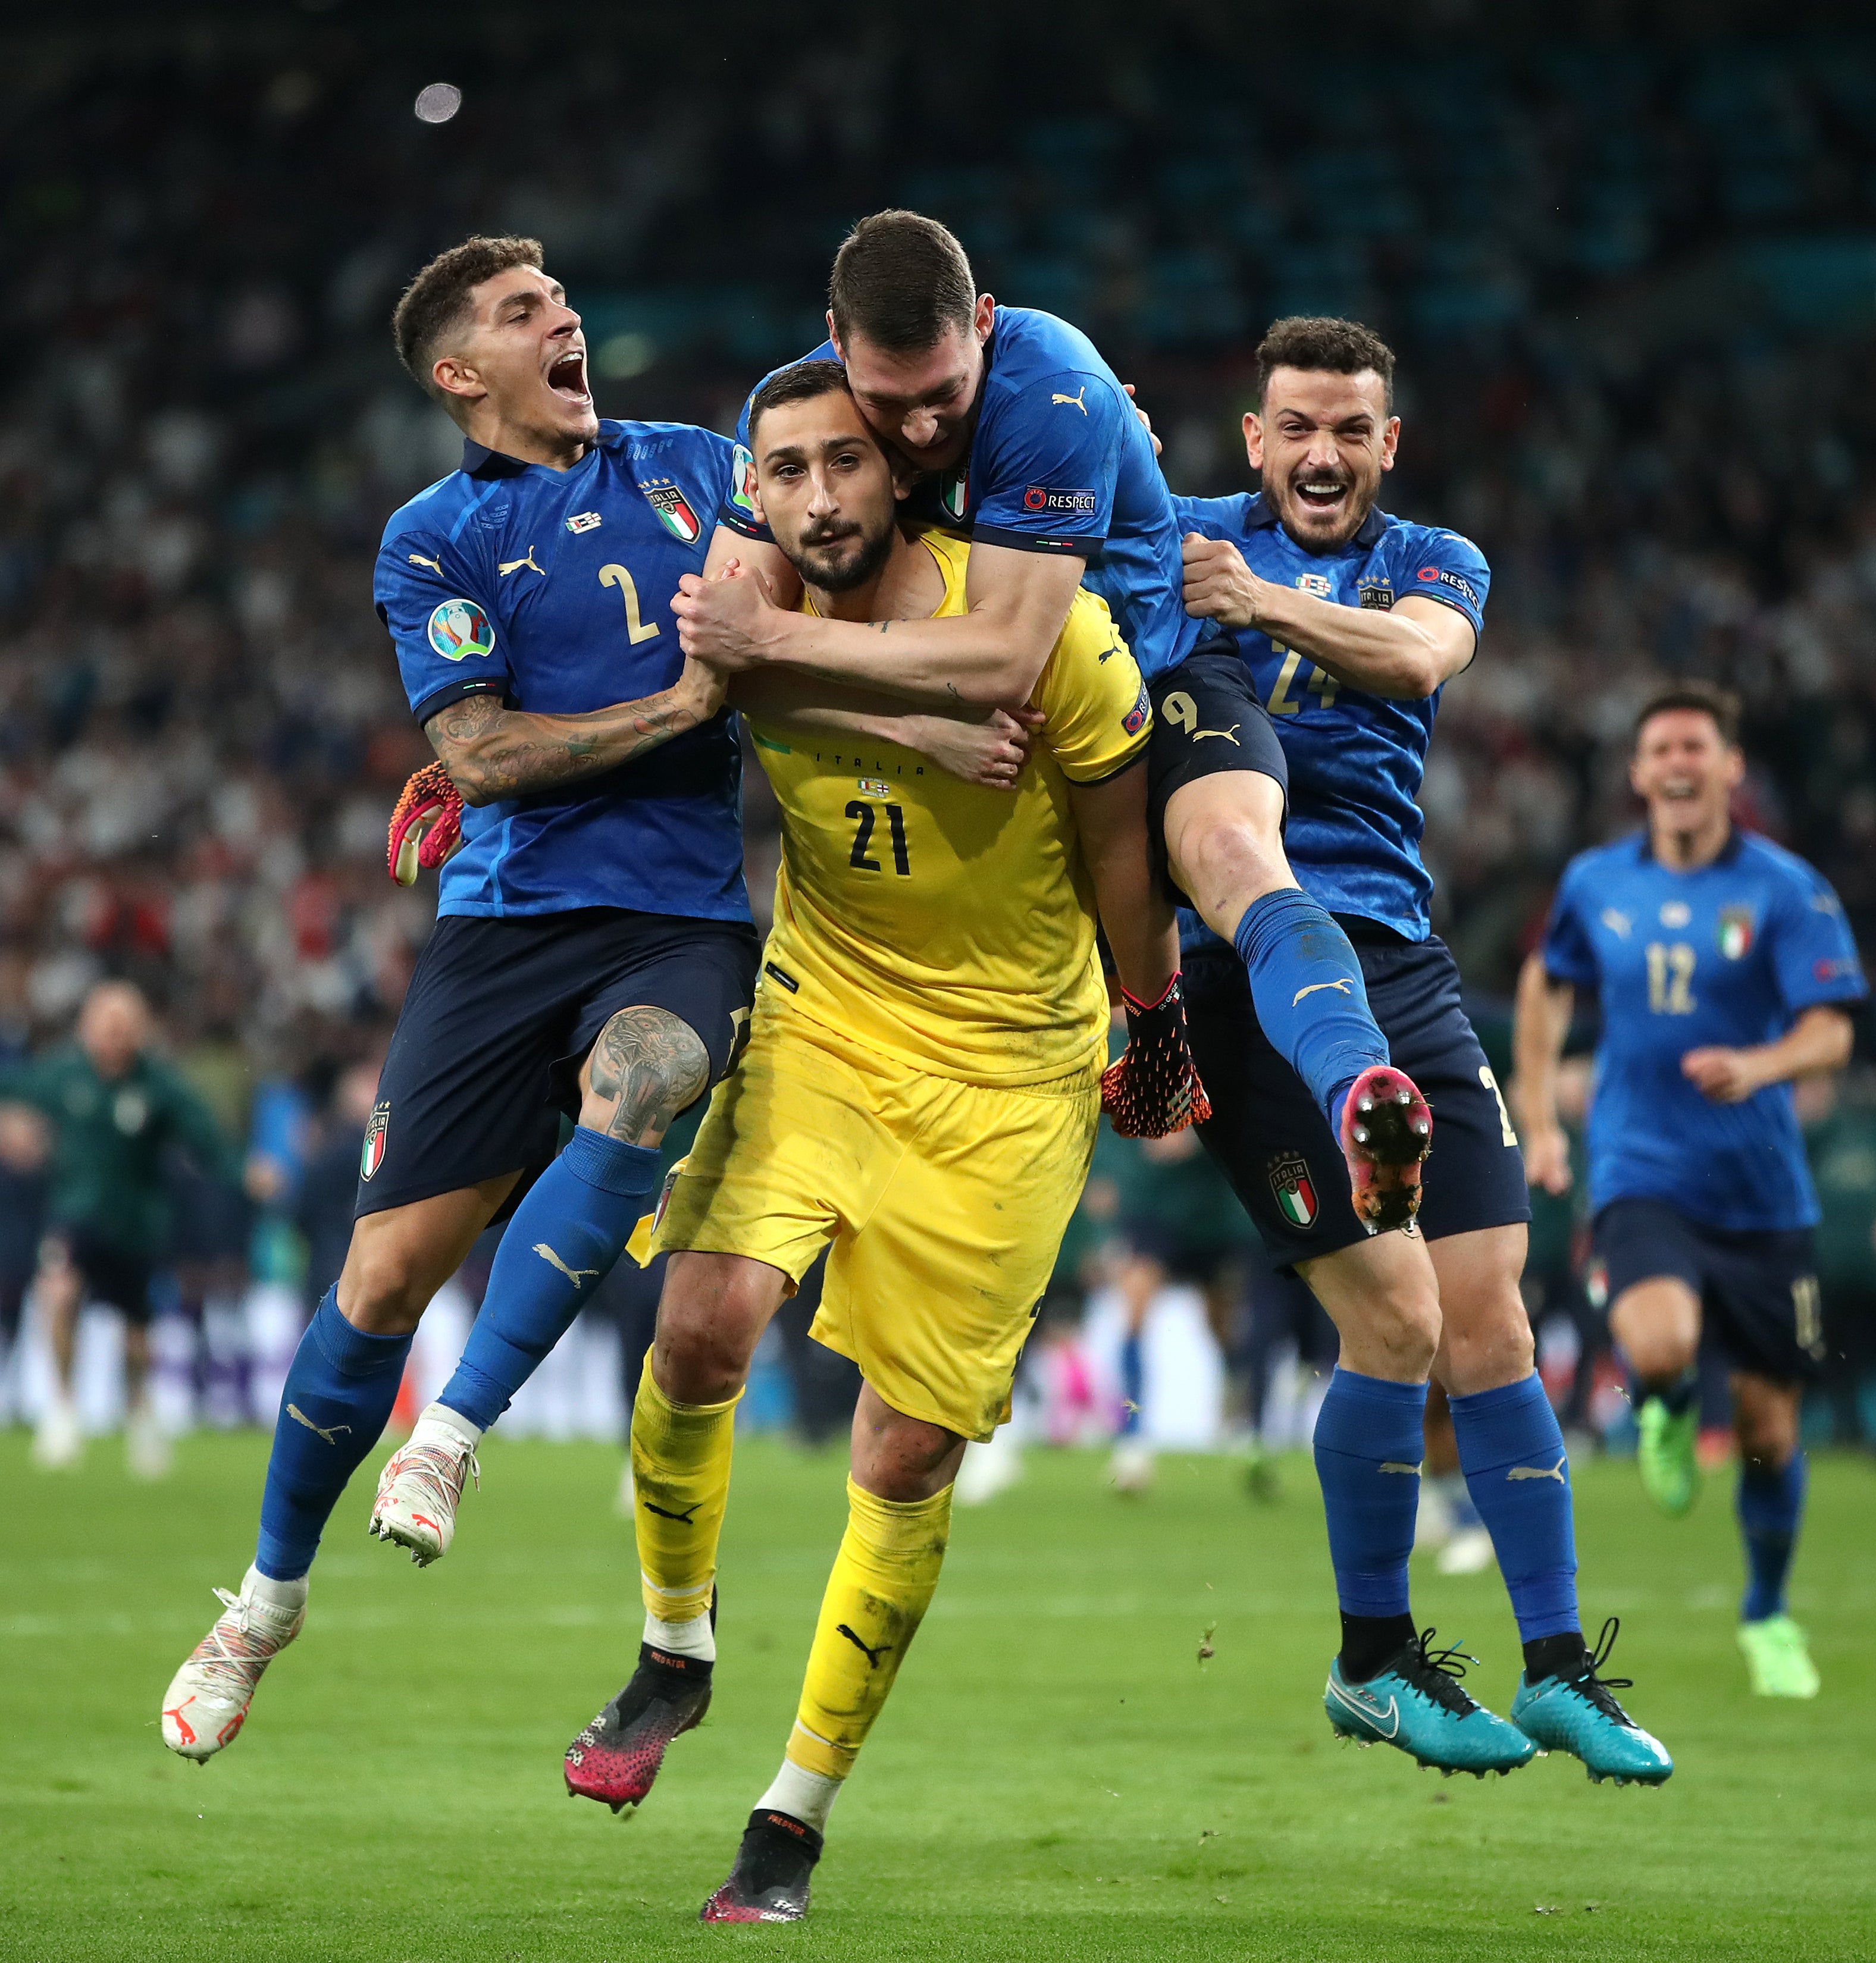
(747, 359), (864, 450)
(1255, 316), (1397, 411)
(1634, 679), (1742, 749)
(829, 210), (977, 354)
(392, 236), (544, 400)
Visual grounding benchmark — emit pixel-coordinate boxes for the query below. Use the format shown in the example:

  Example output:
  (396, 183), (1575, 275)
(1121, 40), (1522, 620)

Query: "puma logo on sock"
(287, 1404), (351, 1445)
(1292, 979), (1354, 1006)
(643, 1500), (701, 1524)
(1508, 1457), (1567, 1482)
(1378, 1460), (1422, 1475)
(534, 1244), (599, 1287)
(836, 1623), (890, 1667)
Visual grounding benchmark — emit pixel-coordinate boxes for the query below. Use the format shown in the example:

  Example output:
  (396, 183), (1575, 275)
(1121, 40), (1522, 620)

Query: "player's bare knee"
(582, 1005), (710, 1147)
(1166, 805), (1291, 933)
(334, 1233), (428, 1335)
(1440, 1283), (1536, 1393)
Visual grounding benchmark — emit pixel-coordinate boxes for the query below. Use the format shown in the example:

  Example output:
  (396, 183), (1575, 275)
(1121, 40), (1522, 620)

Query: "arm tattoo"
(586, 1005), (710, 1145)
(426, 685), (702, 804)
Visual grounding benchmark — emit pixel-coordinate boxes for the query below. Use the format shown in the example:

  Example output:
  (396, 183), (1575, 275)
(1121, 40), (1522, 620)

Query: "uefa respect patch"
(426, 598), (494, 662)
(1021, 486), (1097, 517)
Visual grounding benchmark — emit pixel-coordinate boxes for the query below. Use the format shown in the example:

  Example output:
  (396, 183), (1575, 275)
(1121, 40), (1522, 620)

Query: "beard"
(788, 514), (897, 593)
(1273, 462), (1382, 546)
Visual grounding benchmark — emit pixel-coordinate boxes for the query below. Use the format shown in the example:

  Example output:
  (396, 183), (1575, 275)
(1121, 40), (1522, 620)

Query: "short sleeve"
(1540, 865), (1599, 990)
(1399, 529), (1490, 641)
(972, 368), (1124, 559)
(1036, 591), (1151, 784)
(1767, 865), (1868, 1014)
(374, 531), (509, 726)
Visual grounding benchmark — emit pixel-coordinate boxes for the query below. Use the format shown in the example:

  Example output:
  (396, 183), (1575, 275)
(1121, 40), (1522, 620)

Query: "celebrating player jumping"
(1172, 318), (1670, 1782)
(1515, 681), (1865, 1701)
(560, 362), (1177, 1923)
(672, 211), (1430, 1218)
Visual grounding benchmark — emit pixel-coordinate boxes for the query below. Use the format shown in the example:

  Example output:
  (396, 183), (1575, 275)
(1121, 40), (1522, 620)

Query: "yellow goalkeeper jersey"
(743, 528), (1151, 1087)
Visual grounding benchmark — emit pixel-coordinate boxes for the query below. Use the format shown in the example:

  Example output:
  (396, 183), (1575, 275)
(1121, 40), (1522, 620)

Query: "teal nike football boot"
(1325, 1629), (1537, 1777)
(1511, 1619), (1673, 1785)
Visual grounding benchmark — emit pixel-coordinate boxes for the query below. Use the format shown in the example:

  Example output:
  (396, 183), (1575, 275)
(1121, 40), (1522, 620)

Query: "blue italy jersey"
(719, 307), (1202, 678)
(1542, 830), (1866, 1231)
(375, 421), (748, 924)
(1175, 493), (1489, 942)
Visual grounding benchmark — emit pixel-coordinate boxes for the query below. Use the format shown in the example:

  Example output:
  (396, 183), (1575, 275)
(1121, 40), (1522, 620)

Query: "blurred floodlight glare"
(596, 333), (657, 380)
(414, 83), (462, 124)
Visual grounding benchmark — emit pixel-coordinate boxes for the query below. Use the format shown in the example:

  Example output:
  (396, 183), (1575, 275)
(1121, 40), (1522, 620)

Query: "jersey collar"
(1635, 825), (1745, 867)
(1242, 491), (1388, 553)
(460, 421), (622, 479)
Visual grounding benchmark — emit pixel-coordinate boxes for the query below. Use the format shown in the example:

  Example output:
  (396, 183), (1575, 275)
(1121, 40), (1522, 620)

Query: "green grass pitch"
(1, 1429), (1871, 1961)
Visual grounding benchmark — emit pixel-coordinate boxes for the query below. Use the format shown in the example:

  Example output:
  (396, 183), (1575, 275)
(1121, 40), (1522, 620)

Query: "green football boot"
(1636, 1396), (1699, 1517)
(1737, 1614), (1820, 1698)
(1511, 1618), (1673, 1786)
(1325, 1629), (1537, 1777)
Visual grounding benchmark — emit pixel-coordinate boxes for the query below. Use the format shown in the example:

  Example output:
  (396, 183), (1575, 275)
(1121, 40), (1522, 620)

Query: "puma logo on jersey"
(1292, 979), (1354, 1006)
(1188, 724), (1240, 744)
(1377, 1460), (1422, 1476)
(499, 546), (544, 578)
(1508, 1457), (1567, 1483)
(408, 553), (443, 574)
(534, 1243), (598, 1287)
(287, 1404), (351, 1445)
(1051, 387), (1088, 413)
(836, 1623), (891, 1667)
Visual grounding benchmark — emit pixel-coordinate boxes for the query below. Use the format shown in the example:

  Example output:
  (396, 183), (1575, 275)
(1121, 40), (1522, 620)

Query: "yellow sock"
(632, 1365), (740, 1629)
(787, 1476), (953, 1781)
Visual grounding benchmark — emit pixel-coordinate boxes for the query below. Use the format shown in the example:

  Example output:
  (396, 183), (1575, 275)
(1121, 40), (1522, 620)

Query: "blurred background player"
(159, 237), (771, 1764)
(562, 362), (1179, 1922)
(2, 980), (249, 1476)
(1173, 319), (1666, 1782)
(1517, 681), (1866, 1700)
(674, 212), (1424, 1217)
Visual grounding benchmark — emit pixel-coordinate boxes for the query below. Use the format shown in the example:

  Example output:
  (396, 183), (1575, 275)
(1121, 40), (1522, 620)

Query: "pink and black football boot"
(699, 1809), (822, 1923)
(1339, 1064), (1433, 1234)
(563, 1644), (713, 1813)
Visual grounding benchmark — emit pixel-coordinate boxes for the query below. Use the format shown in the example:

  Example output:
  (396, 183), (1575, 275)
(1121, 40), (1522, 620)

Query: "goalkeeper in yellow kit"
(559, 360), (1201, 1922)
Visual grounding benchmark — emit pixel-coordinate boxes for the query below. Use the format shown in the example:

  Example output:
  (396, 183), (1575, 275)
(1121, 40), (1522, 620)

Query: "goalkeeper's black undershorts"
(356, 907), (758, 1224)
(1145, 638), (1289, 907)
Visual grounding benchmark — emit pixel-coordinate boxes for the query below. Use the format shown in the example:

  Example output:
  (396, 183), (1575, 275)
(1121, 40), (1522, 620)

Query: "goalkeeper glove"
(1100, 974), (1212, 1139)
(387, 761), (463, 886)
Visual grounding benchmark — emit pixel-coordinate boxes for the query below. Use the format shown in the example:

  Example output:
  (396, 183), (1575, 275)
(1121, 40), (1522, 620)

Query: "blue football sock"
(1118, 1329), (1145, 1438)
(1231, 890), (1388, 1134)
(1738, 1453), (1806, 1623)
(1450, 1373), (1580, 1642)
(1313, 1367), (1427, 1619)
(438, 1128), (660, 1433)
(256, 1288), (414, 1582)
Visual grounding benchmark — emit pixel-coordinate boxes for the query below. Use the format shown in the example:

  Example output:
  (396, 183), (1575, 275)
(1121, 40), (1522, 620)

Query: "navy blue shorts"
(1145, 640), (1289, 906)
(1183, 926), (1531, 1271)
(358, 908), (759, 1223)
(46, 1228), (155, 1327)
(1593, 1197), (1824, 1384)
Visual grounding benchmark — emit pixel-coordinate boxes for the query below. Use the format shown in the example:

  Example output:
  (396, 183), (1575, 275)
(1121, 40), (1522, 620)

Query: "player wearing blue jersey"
(161, 237), (1025, 1764)
(671, 212), (1427, 1221)
(1173, 317), (1669, 1783)
(1517, 682), (1864, 1701)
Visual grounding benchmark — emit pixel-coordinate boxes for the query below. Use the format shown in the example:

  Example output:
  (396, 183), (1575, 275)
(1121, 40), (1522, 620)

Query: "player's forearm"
(757, 606), (1052, 710)
(1071, 766), (1177, 1003)
(729, 672), (924, 747)
(1745, 1006), (1855, 1089)
(1510, 955), (1573, 1130)
(426, 671), (720, 806)
(1249, 588), (1454, 700)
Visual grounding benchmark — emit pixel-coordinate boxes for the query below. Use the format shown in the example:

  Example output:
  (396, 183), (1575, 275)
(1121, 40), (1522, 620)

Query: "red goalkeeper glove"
(387, 761), (463, 886)
(1100, 974), (1212, 1139)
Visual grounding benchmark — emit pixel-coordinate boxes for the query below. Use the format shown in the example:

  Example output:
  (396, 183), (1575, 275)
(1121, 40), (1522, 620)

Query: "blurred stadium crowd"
(2, 6), (1872, 1444)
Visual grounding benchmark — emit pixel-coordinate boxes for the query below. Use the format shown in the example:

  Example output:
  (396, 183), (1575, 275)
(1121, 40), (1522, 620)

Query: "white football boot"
(126, 1400), (172, 1481)
(368, 1404), (481, 1565)
(161, 1567), (306, 1761)
(32, 1396), (83, 1470)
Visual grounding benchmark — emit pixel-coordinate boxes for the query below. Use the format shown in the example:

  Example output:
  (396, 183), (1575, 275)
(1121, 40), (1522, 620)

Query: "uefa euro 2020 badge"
(427, 598), (495, 662)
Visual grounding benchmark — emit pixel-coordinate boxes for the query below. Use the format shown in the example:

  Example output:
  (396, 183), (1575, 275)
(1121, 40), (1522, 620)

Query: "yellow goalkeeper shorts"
(653, 1001), (1100, 1442)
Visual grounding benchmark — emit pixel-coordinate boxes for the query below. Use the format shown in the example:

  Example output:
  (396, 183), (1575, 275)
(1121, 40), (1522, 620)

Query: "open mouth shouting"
(547, 346), (591, 406)
(1291, 471), (1352, 518)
